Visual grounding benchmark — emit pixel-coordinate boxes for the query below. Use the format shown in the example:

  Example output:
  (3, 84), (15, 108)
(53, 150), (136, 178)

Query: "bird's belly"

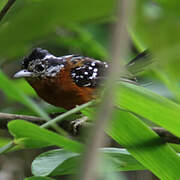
(29, 80), (95, 110)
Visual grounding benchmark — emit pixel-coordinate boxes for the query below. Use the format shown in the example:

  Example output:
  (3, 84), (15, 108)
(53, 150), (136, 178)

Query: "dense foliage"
(1, 0), (180, 179)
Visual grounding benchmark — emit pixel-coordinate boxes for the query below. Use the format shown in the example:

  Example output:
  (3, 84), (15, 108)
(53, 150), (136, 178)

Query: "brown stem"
(0, 0), (16, 22)
(79, 1), (135, 179)
(152, 127), (180, 144)
(0, 112), (45, 122)
(1, 112), (180, 144)
(79, 122), (180, 145)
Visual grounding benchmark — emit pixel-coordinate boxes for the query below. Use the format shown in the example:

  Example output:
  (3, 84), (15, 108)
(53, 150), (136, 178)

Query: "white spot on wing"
(76, 67), (82, 70)
(71, 73), (76, 77)
(83, 83), (91, 87)
(91, 62), (95, 66)
(93, 68), (98, 72)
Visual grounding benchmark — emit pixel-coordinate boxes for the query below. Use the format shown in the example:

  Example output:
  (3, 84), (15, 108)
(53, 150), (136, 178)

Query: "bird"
(13, 48), (151, 110)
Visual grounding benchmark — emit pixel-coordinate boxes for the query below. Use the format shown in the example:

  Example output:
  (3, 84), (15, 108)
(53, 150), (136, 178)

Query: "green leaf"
(25, 177), (55, 180)
(116, 82), (180, 138)
(0, 0), (115, 58)
(32, 148), (145, 176)
(133, 1), (180, 91)
(0, 70), (48, 118)
(8, 120), (83, 152)
(0, 0), (8, 11)
(32, 149), (79, 176)
(0, 137), (11, 147)
(101, 148), (145, 171)
(107, 109), (180, 180)
(54, 24), (108, 59)
(134, 1), (180, 51)
(13, 79), (36, 97)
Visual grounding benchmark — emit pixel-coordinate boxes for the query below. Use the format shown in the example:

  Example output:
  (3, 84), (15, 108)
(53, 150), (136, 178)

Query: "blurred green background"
(1, 0), (180, 180)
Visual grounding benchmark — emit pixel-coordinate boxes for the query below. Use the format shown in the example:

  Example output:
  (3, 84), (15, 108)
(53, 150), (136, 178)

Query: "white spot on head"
(80, 75), (84, 78)
(64, 55), (74, 58)
(51, 73), (57, 77)
(84, 72), (88, 75)
(89, 66), (93, 70)
(44, 54), (56, 59)
(105, 64), (108, 68)
(45, 64), (64, 77)
(71, 73), (76, 77)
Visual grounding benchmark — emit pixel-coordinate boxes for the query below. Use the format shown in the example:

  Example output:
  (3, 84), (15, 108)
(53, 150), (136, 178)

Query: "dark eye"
(35, 64), (45, 72)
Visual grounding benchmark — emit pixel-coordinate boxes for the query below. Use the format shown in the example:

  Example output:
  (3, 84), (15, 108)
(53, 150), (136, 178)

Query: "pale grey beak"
(13, 69), (33, 78)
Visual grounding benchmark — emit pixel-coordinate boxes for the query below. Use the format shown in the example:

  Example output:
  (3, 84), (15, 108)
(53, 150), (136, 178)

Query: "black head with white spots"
(70, 57), (109, 87)
(14, 48), (67, 79)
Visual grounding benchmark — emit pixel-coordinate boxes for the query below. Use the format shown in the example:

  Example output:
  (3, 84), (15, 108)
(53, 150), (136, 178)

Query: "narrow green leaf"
(116, 82), (180, 138)
(0, 70), (49, 118)
(107, 109), (180, 180)
(13, 79), (36, 97)
(0, 0), (115, 58)
(0, 141), (15, 154)
(25, 177), (55, 180)
(8, 120), (83, 152)
(0, 137), (11, 147)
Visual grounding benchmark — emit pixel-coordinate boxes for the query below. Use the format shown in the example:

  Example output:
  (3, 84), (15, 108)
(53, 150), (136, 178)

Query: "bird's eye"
(35, 64), (45, 72)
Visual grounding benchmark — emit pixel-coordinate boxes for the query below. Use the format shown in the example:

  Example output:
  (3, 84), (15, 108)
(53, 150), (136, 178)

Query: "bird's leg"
(71, 116), (90, 135)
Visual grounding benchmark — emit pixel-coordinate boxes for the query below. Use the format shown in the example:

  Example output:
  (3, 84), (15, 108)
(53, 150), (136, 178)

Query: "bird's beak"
(13, 69), (33, 78)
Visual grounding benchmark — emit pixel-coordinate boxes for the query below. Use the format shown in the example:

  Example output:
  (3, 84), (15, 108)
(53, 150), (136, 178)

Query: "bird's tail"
(126, 50), (153, 76)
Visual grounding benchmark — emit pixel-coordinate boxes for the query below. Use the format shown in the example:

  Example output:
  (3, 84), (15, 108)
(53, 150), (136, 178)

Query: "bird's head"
(13, 48), (66, 80)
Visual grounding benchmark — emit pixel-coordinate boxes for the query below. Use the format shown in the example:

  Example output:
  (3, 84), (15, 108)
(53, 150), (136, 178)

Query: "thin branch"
(41, 101), (94, 128)
(1, 112), (180, 145)
(76, 122), (180, 145)
(0, 112), (45, 122)
(79, 1), (134, 180)
(0, 0), (16, 22)
(0, 112), (69, 136)
(0, 141), (15, 155)
(152, 127), (180, 144)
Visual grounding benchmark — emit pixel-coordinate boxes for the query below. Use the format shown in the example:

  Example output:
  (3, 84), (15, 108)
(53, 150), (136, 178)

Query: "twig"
(1, 111), (180, 145)
(0, 141), (15, 154)
(79, 1), (134, 180)
(152, 127), (180, 144)
(72, 121), (180, 145)
(0, 112), (45, 122)
(0, 0), (16, 22)
(41, 101), (94, 128)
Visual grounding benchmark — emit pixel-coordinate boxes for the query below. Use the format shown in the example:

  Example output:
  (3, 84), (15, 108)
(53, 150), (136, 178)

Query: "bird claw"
(71, 116), (89, 135)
